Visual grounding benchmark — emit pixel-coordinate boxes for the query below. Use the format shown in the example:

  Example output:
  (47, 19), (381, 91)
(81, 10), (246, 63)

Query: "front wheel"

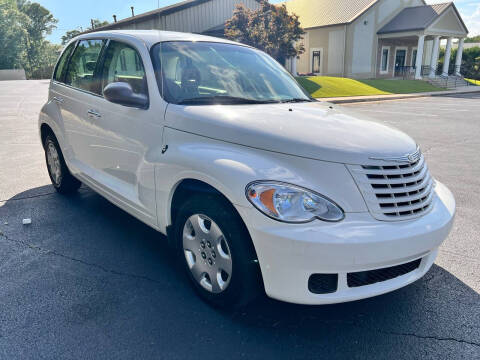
(175, 194), (261, 309)
(44, 134), (81, 194)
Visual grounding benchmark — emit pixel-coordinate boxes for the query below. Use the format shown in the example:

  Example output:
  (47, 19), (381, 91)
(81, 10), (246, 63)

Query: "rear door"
(60, 39), (106, 174)
(49, 41), (77, 161)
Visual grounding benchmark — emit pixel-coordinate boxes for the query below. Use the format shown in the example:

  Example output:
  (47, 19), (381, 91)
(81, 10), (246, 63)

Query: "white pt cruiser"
(39, 30), (455, 308)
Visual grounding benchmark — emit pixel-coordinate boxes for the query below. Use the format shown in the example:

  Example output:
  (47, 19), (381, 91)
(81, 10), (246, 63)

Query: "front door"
(394, 49), (407, 76)
(86, 39), (160, 226)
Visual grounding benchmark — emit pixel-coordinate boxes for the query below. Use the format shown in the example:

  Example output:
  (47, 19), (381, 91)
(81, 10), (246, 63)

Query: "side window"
(53, 42), (76, 83)
(101, 41), (147, 96)
(65, 39), (105, 93)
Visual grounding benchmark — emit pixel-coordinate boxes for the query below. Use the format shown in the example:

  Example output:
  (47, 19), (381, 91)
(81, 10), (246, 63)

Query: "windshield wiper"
(177, 96), (280, 105)
(280, 98), (314, 103)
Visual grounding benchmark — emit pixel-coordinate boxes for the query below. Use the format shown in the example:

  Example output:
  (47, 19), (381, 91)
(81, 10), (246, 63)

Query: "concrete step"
(425, 76), (470, 89)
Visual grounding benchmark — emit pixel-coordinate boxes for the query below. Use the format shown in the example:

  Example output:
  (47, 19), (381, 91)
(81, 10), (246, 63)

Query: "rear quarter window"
(53, 42), (76, 83)
(65, 39), (105, 94)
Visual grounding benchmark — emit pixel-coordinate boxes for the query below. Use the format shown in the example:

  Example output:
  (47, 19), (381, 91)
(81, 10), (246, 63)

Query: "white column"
(455, 38), (465, 76)
(429, 36), (441, 78)
(292, 56), (297, 76)
(442, 37), (453, 77)
(415, 35), (425, 79)
(286, 57), (292, 73)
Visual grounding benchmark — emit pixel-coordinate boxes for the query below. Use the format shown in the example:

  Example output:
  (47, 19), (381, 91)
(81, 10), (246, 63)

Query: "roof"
(83, 0), (208, 33)
(84, 0), (260, 34)
(378, 2), (467, 34)
(76, 30), (243, 48)
(280, 0), (379, 29)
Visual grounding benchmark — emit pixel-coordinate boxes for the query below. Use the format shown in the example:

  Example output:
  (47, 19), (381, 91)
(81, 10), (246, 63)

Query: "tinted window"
(151, 42), (310, 105)
(65, 39), (105, 93)
(53, 42), (76, 83)
(101, 41), (147, 96)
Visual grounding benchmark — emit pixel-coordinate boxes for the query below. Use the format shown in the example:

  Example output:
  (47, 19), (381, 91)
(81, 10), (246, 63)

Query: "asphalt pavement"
(0, 80), (479, 359)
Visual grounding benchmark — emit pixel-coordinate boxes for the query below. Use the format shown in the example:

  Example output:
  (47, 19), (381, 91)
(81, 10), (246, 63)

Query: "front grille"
(347, 258), (422, 287)
(308, 274), (338, 294)
(348, 153), (435, 221)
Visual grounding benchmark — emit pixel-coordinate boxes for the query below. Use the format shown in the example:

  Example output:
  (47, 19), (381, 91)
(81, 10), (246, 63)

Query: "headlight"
(245, 181), (344, 223)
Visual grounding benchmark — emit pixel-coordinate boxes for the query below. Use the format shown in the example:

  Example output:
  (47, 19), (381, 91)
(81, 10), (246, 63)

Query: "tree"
(0, 0), (58, 78)
(61, 18), (108, 45)
(0, 0), (29, 69)
(16, 0), (58, 76)
(61, 29), (81, 45)
(225, 0), (305, 65)
(465, 35), (480, 43)
(30, 40), (62, 79)
(89, 18), (109, 30)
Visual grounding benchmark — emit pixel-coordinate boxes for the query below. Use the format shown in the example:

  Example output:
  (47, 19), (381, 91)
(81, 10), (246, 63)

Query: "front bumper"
(236, 181), (455, 305)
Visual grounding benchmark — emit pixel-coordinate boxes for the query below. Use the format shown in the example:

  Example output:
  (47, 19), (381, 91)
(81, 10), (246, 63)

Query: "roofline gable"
(347, 0), (379, 23)
(348, 0), (428, 25)
(425, 2), (469, 34)
(377, 2), (468, 36)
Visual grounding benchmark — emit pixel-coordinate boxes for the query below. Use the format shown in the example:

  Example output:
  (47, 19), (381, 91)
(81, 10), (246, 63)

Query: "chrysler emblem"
(370, 147), (421, 164)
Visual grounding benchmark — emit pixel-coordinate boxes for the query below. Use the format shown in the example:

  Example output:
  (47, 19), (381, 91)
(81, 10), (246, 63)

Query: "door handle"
(53, 96), (64, 104)
(87, 109), (101, 118)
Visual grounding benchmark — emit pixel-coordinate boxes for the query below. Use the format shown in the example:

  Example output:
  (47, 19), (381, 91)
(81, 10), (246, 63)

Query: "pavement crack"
(0, 231), (165, 286)
(0, 191), (56, 203)
(0, 187), (91, 203)
(379, 330), (480, 348)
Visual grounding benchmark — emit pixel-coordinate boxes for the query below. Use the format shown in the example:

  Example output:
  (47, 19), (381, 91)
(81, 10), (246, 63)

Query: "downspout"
(343, 24), (347, 77)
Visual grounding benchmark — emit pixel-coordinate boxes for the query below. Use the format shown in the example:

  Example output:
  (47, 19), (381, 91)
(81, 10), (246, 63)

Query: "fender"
(38, 99), (68, 156)
(155, 127), (368, 232)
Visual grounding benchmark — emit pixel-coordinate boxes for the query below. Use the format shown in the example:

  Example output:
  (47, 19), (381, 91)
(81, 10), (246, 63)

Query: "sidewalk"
(325, 86), (480, 104)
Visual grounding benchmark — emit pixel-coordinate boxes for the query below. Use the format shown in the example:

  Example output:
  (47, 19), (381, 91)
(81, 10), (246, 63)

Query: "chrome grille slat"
(357, 157), (425, 176)
(363, 166), (428, 185)
(347, 153), (435, 221)
(367, 176), (431, 194)
(377, 190), (434, 212)
(376, 181), (433, 204)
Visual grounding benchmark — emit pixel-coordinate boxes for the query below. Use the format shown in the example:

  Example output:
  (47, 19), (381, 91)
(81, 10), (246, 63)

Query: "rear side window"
(101, 41), (147, 96)
(53, 42), (76, 83)
(65, 39), (105, 93)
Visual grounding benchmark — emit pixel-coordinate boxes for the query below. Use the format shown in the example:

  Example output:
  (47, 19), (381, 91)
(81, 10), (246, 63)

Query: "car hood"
(164, 101), (417, 165)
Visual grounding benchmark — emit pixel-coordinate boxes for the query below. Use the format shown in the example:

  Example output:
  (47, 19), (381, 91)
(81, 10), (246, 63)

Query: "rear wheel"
(44, 134), (81, 194)
(175, 194), (261, 309)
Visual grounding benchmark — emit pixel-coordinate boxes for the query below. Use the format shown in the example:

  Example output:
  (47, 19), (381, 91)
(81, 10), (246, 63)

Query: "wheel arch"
(40, 123), (56, 148)
(167, 177), (258, 254)
(168, 178), (262, 285)
(169, 178), (241, 230)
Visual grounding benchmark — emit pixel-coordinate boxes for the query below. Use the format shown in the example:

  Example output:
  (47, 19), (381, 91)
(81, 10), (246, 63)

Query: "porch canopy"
(377, 2), (468, 79)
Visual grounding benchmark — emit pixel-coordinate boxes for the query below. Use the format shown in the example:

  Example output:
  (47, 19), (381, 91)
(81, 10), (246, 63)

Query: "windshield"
(151, 41), (311, 105)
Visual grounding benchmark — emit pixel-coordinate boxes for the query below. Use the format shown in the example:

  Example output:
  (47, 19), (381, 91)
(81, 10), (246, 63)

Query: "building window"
(380, 47), (390, 74)
(312, 50), (321, 74)
(412, 49), (418, 68)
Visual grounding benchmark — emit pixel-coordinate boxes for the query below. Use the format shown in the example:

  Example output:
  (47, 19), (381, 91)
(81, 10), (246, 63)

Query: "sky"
(37, 0), (479, 44)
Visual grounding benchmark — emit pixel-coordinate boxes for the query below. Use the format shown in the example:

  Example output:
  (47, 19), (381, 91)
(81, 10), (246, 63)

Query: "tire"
(174, 193), (262, 309)
(44, 134), (81, 194)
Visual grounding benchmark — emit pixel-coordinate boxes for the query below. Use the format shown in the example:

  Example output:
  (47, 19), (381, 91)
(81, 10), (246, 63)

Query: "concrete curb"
(324, 87), (480, 104)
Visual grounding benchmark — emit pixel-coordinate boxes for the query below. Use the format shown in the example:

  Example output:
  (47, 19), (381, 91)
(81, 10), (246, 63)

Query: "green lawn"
(466, 78), (480, 85)
(296, 76), (444, 98)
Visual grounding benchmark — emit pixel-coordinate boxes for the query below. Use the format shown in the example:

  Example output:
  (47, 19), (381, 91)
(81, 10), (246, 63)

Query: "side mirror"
(103, 82), (148, 109)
